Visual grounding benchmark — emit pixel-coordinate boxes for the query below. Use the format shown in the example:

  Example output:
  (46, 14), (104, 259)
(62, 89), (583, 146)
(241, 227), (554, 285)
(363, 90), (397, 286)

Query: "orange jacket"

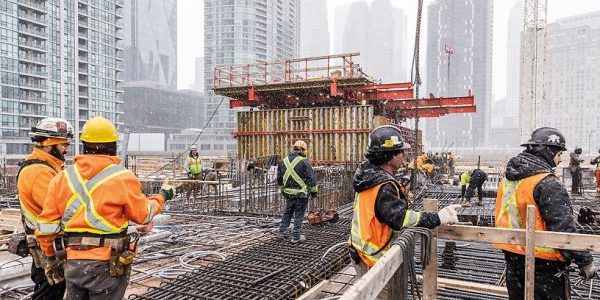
(36, 155), (165, 260)
(17, 148), (64, 232)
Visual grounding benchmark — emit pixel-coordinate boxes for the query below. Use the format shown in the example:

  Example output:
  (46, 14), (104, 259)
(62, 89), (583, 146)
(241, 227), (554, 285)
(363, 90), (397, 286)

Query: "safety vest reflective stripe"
(402, 210), (422, 227)
(18, 164), (57, 231)
(38, 220), (61, 235)
(283, 156), (308, 195)
(63, 164), (129, 234)
(497, 180), (523, 229)
(142, 202), (156, 224)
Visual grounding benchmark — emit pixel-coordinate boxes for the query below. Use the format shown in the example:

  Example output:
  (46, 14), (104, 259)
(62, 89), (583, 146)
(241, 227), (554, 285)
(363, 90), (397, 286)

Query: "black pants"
(466, 182), (483, 202)
(504, 251), (570, 300)
(65, 260), (129, 300)
(278, 197), (308, 240)
(31, 262), (65, 300)
(570, 168), (581, 193)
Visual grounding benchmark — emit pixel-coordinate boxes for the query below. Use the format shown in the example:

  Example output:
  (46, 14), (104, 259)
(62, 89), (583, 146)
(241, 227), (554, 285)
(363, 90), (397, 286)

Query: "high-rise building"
(340, 0), (407, 83)
(124, 0), (177, 88)
(506, 1), (523, 120)
(543, 11), (600, 150)
(190, 56), (204, 93)
(0, 0), (124, 160)
(203, 0), (299, 154)
(333, 4), (350, 54)
(123, 82), (202, 135)
(424, 0), (493, 148)
(299, 0), (329, 57)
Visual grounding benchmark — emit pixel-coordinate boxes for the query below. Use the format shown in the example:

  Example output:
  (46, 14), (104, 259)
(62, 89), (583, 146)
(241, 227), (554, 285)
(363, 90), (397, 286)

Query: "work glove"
(437, 204), (461, 225)
(159, 177), (175, 200)
(44, 256), (65, 285)
(580, 263), (598, 280)
(310, 192), (317, 198)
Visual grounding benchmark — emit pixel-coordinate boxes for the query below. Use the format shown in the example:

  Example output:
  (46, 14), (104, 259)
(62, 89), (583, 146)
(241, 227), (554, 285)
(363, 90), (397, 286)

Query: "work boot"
(291, 235), (306, 244)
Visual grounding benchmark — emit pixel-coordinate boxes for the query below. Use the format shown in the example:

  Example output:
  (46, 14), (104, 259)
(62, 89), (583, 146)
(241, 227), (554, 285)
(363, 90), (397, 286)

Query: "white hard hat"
(29, 117), (74, 139)
(190, 144), (198, 151)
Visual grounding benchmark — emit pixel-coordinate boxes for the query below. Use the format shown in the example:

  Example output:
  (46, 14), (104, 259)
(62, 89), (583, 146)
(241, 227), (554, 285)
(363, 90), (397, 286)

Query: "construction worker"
(591, 149), (600, 196)
(17, 117), (73, 299)
(447, 151), (456, 175)
(349, 125), (460, 300)
(35, 116), (175, 300)
(460, 169), (487, 206)
(184, 144), (202, 179)
(494, 127), (597, 300)
(277, 140), (318, 243)
(569, 146), (584, 195)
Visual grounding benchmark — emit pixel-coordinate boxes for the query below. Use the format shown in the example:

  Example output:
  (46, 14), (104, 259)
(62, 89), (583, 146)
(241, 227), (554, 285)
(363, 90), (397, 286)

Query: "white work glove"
(580, 263), (599, 280)
(437, 204), (461, 225)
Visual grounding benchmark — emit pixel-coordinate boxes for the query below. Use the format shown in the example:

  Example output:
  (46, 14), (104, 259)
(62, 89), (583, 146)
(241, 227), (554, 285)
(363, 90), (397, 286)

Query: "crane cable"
(142, 96), (227, 178)
(410, 0), (424, 192)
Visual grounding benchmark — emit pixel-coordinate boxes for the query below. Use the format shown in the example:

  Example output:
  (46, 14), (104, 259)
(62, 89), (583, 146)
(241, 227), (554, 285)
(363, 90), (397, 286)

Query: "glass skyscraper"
(123, 0), (177, 88)
(0, 0), (124, 159)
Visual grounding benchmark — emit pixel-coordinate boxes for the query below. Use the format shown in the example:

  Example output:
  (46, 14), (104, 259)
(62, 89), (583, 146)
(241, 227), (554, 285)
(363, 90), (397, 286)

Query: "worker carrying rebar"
(277, 140), (318, 243)
(569, 146), (585, 195)
(494, 127), (597, 300)
(184, 144), (202, 179)
(591, 149), (600, 197)
(35, 116), (175, 300)
(460, 168), (487, 206)
(16, 117), (73, 299)
(349, 125), (461, 300)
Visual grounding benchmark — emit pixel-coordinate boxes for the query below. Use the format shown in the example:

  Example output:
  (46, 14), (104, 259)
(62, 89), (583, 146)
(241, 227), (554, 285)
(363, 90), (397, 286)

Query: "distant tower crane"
(444, 44), (455, 87)
(520, 0), (548, 141)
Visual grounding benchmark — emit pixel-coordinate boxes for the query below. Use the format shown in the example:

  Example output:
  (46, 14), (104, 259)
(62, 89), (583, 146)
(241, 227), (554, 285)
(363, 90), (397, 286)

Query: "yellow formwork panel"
(235, 105), (377, 164)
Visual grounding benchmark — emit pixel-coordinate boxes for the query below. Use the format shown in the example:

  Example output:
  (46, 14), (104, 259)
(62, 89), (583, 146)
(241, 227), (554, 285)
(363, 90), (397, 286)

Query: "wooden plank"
(416, 276), (509, 298)
(297, 279), (330, 300)
(438, 225), (600, 252)
(524, 205), (536, 299)
(422, 199), (438, 300)
(339, 244), (404, 300)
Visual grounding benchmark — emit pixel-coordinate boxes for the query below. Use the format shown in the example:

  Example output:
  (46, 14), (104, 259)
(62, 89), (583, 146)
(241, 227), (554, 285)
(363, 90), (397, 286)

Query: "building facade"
(123, 82), (203, 135)
(543, 11), (600, 151)
(505, 1), (523, 121)
(424, 0), (493, 148)
(340, 0), (408, 83)
(123, 0), (177, 88)
(0, 0), (124, 159)
(203, 0), (299, 157)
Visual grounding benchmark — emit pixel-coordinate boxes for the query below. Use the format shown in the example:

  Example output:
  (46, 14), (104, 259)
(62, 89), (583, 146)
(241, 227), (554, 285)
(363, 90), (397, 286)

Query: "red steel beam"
(385, 95), (474, 110)
(399, 105), (476, 118)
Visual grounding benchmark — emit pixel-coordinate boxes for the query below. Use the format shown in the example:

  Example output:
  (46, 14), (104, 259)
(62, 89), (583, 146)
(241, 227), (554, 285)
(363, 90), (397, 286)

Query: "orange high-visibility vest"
(349, 181), (421, 266)
(494, 173), (565, 261)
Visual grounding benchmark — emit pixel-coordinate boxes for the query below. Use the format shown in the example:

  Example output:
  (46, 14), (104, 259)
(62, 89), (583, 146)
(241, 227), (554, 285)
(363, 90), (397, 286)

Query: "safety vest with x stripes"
(37, 164), (156, 236)
(281, 156), (318, 197)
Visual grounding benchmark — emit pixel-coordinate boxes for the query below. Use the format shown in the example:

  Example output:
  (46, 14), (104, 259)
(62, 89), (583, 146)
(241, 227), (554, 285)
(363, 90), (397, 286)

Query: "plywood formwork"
(235, 105), (420, 164)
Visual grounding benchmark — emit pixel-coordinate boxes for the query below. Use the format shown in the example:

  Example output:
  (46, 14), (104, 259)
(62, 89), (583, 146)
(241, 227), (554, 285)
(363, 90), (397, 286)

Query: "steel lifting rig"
(213, 53), (475, 123)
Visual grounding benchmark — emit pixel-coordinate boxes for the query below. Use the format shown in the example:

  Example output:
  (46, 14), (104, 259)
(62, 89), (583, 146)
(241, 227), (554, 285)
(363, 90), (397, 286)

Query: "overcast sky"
(178, 0), (600, 101)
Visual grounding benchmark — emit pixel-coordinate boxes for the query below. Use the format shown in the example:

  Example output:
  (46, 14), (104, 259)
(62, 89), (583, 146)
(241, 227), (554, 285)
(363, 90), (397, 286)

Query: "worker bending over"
(460, 168), (487, 206)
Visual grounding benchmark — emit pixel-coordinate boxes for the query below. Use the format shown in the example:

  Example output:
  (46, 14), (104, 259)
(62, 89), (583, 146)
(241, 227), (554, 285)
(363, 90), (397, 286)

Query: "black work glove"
(310, 192), (317, 198)
(44, 256), (65, 285)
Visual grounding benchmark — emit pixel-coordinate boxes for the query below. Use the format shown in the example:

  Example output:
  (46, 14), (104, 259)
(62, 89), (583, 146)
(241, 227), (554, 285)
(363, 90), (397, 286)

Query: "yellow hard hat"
(80, 116), (118, 143)
(293, 140), (307, 151)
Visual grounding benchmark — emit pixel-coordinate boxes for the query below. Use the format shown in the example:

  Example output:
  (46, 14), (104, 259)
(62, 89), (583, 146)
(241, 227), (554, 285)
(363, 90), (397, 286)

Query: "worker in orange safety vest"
(494, 127), (597, 300)
(17, 117), (73, 300)
(36, 116), (175, 300)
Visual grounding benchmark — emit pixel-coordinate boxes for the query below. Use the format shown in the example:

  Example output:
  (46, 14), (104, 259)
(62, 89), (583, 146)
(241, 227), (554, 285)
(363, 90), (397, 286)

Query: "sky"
(178, 0), (600, 101)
